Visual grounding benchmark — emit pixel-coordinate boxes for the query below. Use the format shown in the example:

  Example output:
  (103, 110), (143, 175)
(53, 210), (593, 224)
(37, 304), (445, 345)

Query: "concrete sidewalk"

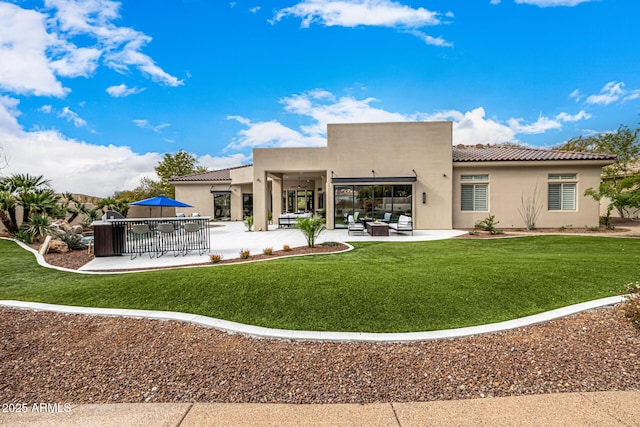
(1, 391), (638, 426)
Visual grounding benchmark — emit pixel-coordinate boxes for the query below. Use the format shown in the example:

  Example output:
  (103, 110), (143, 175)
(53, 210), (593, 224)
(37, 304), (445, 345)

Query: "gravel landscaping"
(1, 306), (638, 404)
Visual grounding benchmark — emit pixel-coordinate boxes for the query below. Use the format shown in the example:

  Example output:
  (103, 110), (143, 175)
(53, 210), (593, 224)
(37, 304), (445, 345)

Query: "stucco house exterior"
(170, 122), (616, 231)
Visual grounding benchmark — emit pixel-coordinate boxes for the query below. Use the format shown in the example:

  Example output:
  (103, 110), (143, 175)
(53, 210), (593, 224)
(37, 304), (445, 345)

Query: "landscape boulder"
(47, 240), (69, 253)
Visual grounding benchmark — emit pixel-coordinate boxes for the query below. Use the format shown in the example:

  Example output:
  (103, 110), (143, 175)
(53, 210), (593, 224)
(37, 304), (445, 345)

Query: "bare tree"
(519, 183), (542, 230)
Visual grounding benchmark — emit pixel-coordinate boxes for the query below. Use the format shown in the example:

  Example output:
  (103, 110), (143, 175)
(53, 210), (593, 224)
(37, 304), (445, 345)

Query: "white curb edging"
(0, 296), (625, 343)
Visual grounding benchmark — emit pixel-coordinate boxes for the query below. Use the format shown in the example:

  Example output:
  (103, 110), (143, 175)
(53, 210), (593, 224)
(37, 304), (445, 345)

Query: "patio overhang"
(331, 176), (417, 183)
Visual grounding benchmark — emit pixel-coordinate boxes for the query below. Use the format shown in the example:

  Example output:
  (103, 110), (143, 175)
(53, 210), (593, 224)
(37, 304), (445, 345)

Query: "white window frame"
(461, 175), (489, 212)
(548, 174), (577, 211)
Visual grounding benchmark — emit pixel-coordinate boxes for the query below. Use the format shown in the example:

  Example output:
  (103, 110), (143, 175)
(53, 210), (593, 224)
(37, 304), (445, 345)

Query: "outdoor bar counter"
(92, 217), (211, 258)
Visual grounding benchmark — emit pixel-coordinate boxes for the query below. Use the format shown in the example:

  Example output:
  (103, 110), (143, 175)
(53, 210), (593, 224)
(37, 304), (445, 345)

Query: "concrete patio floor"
(79, 221), (466, 272)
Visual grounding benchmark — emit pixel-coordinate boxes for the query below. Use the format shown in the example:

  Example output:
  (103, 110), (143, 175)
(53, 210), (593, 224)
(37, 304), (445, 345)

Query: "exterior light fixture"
(422, 192), (427, 204)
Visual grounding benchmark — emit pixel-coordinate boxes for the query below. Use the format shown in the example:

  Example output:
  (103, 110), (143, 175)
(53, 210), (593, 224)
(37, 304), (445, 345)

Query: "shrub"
(296, 215), (326, 247)
(239, 248), (250, 259)
(320, 241), (340, 247)
(244, 215), (254, 231)
(283, 244), (291, 252)
(621, 282), (640, 329)
(23, 213), (54, 243)
(209, 254), (223, 263)
(13, 229), (33, 244)
(58, 231), (87, 250)
(585, 225), (600, 232)
(263, 247), (273, 255)
(474, 215), (501, 235)
(468, 230), (479, 236)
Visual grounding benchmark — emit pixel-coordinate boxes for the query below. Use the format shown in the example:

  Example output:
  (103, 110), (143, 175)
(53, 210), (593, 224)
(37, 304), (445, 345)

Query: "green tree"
(555, 125), (640, 218)
(153, 150), (206, 198)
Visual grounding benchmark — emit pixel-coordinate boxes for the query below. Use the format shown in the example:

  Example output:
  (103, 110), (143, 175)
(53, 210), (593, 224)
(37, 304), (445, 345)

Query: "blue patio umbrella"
(129, 195), (192, 217)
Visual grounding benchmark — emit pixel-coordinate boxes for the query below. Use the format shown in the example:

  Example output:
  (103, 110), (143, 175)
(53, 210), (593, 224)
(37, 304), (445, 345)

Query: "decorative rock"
(47, 240), (69, 253)
(71, 225), (83, 234)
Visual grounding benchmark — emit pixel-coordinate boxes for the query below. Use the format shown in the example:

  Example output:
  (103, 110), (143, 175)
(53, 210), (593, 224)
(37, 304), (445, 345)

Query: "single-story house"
(170, 122), (616, 231)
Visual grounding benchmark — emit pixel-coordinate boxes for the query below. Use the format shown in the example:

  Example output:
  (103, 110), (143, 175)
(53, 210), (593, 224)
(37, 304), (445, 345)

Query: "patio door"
(213, 191), (231, 220)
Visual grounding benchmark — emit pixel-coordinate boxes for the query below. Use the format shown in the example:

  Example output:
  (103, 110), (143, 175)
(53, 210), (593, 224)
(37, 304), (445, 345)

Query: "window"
(461, 175), (488, 211)
(548, 174), (577, 211)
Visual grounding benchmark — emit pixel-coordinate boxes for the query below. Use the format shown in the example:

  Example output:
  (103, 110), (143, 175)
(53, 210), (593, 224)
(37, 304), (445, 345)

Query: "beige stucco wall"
(174, 182), (218, 217)
(452, 161), (609, 229)
(252, 122), (453, 231)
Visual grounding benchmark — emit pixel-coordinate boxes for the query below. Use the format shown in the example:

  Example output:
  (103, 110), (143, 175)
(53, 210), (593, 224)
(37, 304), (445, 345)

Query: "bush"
(58, 231), (87, 250)
(263, 247), (273, 255)
(239, 248), (250, 259)
(13, 229), (33, 244)
(209, 254), (223, 263)
(320, 241), (340, 247)
(474, 215), (501, 235)
(621, 282), (640, 329)
(296, 215), (326, 247)
(244, 215), (254, 231)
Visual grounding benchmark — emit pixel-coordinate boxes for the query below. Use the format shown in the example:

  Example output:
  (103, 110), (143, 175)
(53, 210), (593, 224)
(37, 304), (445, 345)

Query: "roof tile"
(452, 146), (616, 162)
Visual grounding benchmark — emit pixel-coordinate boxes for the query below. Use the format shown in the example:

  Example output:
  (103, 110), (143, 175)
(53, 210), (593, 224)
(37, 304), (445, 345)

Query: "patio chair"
(389, 215), (413, 235)
(130, 223), (155, 260)
(348, 215), (365, 236)
(183, 222), (208, 256)
(381, 212), (392, 223)
(156, 222), (179, 257)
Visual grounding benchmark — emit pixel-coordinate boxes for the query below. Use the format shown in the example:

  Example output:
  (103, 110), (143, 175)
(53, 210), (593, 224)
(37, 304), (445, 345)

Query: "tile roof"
(452, 145), (616, 162)
(169, 164), (252, 182)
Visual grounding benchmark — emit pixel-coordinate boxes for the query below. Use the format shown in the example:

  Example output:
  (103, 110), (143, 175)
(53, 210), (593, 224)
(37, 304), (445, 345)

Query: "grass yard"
(1, 236), (638, 332)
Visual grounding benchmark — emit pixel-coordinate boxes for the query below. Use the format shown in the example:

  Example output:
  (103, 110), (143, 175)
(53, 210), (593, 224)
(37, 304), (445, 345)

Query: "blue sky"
(1, 0), (639, 196)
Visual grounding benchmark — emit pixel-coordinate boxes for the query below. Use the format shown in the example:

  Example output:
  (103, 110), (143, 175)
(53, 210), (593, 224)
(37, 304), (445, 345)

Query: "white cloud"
(625, 90), (640, 101)
(569, 88), (581, 101)
(0, 0), (181, 100)
(585, 81), (625, 105)
(428, 108), (517, 145)
(555, 110), (591, 122)
(198, 153), (252, 170)
(39, 105), (53, 114)
(0, 99), (160, 197)
(0, 3), (66, 96)
(249, 7), (261, 14)
(272, 0), (451, 46)
(58, 106), (87, 127)
(228, 91), (594, 149)
(133, 119), (170, 133)
(407, 30), (453, 47)
(514, 0), (594, 6)
(273, 0), (441, 28)
(106, 83), (144, 97)
(490, 0), (501, 4)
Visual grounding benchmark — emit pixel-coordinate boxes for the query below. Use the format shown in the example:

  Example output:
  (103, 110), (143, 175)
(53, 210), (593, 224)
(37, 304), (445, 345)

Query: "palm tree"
(0, 173), (58, 236)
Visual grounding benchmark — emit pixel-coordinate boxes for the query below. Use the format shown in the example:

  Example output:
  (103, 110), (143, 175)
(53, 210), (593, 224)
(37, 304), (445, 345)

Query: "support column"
(325, 171), (334, 229)
(253, 170), (269, 231)
(271, 174), (283, 223)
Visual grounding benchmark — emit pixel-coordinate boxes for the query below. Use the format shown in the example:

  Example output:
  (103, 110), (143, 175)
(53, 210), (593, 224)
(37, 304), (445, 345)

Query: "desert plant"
(283, 244), (291, 252)
(621, 282), (640, 328)
(239, 248), (250, 259)
(23, 213), (54, 243)
(209, 254), (223, 263)
(518, 184), (542, 230)
(244, 215), (254, 231)
(599, 208), (615, 230)
(58, 231), (87, 250)
(474, 214), (501, 235)
(263, 247), (273, 255)
(12, 229), (32, 244)
(585, 225), (600, 232)
(296, 215), (326, 247)
(320, 241), (340, 247)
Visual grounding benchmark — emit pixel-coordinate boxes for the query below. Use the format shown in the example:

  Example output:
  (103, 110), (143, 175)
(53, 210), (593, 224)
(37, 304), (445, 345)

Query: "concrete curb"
(0, 296), (625, 343)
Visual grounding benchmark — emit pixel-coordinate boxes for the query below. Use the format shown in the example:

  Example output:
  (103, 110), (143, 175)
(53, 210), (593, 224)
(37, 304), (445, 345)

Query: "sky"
(0, 0), (639, 197)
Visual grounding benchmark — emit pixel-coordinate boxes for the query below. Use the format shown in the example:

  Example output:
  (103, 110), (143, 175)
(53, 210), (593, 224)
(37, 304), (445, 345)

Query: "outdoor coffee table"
(366, 222), (389, 236)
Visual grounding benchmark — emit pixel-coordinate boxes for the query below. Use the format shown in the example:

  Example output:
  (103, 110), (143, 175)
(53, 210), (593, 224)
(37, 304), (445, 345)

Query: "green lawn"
(1, 236), (638, 332)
